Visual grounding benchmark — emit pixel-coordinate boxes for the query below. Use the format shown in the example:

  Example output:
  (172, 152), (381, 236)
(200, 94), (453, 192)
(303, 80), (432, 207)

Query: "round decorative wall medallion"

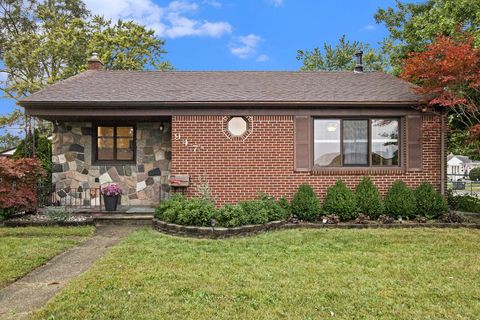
(222, 116), (253, 140)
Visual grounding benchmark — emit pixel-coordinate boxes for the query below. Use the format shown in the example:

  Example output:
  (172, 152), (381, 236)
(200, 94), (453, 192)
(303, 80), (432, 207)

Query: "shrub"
(384, 180), (416, 218)
(215, 204), (247, 228)
(238, 200), (270, 225)
(290, 184), (322, 221)
(0, 157), (45, 219)
(454, 195), (480, 213)
(155, 194), (215, 227)
(278, 197), (291, 218)
(469, 167), (480, 181)
(414, 182), (448, 219)
(323, 180), (358, 221)
(355, 177), (384, 219)
(44, 207), (72, 222)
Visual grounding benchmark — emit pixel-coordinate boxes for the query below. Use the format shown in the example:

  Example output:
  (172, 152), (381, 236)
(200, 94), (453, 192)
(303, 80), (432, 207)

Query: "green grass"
(34, 228), (480, 320)
(0, 226), (95, 288)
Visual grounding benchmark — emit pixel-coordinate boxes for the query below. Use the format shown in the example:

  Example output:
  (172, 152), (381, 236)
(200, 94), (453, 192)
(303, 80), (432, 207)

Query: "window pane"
(314, 120), (341, 166)
(98, 126), (114, 137)
(372, 119), (399, 166)
(116, 138), (134, 161)
(343, 120), (368, 165)
(117, 126), (134, 138)
(97, 138), (114, 160)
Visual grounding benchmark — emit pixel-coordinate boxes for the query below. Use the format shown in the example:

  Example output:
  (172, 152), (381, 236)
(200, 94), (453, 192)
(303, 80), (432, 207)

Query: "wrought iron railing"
(37, 183), (103, 210)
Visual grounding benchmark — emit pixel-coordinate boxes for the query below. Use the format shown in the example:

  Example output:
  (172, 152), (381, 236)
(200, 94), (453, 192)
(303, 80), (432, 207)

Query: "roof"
(448, 155), (470, 163)
(20, 70), (422, 106)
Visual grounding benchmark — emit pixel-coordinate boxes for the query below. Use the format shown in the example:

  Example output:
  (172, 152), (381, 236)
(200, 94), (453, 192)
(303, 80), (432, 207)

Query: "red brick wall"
(172, 115), (444, 206)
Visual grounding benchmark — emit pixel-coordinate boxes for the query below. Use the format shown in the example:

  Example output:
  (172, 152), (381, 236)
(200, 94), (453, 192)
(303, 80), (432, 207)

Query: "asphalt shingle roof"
(21, 70), (421, 105)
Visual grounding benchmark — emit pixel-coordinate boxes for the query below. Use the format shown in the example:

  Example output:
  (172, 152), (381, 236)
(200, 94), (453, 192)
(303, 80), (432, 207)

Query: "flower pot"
(103, 195), (119, 211)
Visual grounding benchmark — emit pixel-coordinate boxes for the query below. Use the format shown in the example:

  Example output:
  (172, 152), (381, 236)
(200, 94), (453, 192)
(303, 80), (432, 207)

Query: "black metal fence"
(37, 182), (102, 210)
(447, 174), (480, 197)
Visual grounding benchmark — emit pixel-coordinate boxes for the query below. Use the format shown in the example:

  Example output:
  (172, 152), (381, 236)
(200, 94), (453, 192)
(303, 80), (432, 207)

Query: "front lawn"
(0, 226), (95, 288)
(34, 228), (480, 319)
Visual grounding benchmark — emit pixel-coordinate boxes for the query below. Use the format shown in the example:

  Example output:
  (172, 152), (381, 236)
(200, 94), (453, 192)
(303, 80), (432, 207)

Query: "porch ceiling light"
(327, 123), (338, 132)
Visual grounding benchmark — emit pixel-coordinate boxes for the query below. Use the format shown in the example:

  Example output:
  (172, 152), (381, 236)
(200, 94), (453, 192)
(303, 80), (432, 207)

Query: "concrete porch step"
(91, 213), (154, 226)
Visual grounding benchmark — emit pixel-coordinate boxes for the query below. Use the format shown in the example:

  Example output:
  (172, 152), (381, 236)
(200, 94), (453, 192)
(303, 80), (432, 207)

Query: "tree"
(0, 132), (21, 151)
(375, 0), (480, 74)
(297, 35), (388, 71)
(401, 35), (480, 152)
(0, 0), (171, 135)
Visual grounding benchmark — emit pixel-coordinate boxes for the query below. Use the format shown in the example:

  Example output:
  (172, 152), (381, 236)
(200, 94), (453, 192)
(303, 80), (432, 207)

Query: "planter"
(103, 195), (119, 211)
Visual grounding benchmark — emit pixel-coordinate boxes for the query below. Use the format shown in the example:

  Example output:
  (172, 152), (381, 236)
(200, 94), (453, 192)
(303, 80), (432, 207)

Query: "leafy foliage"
(448, 193), (480, 213)
(384, 180), (416, 218)
(375, 0), (480, 75)
(355, 177), (384, 219)
(290, 183), (322, 221)
(0, 132), (21, 151)
(155, 194), (215, 227)
(323, 180), (358, 221)
(468, 167), (480, 181)
(44, 207), (73, 222)
(0, 157), (45, 220)
(401, 35), (480, 142)
(0, 0), (171, 128)
(297, 35), (387, 71)
(13, 132), (52, 186)
(155, 193), (289, 227)
(414, 182), (448, 219)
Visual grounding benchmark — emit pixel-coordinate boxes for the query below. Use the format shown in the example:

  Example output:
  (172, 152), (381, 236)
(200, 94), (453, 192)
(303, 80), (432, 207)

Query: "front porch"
(50, 119), (172, 209)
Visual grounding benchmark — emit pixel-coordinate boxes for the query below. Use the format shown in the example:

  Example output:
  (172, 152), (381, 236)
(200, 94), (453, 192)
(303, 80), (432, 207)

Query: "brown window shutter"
(406, 115), (423, 171)
(294, 116), (311, 171)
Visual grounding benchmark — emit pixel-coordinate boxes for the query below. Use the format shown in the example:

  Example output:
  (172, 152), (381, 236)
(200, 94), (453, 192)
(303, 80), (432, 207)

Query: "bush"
(452, 194), (480, 213)
(278, 197), (291, 218)
(414, 182), (448, 219)
(215, 204), (247, 228)
(238, 200), (270, 225)
(290, 184), (322, 221)
(469, 167), (480, 181)
(155, 194), (215, 227)
(0, 157), (45, 218)
(323, 180), (358, 221)
(384, 180), (416, 218)
(355, 177), (384, 219)
(44, 206), (72, 222)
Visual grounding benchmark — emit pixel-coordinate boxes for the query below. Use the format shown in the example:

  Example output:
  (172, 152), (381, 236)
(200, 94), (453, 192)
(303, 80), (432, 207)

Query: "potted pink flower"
(101, 183), (122, 211)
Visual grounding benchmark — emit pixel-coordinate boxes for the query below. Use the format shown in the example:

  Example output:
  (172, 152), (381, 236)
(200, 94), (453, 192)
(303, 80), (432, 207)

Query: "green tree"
(375, 0), (480, 75)
(0, 0), (171, 133)
(0, 132), (21, 151)
(297, 35), (388, 71)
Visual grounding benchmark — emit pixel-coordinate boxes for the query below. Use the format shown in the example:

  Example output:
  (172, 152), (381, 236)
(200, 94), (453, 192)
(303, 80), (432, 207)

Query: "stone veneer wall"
(52, 122), (171, 207)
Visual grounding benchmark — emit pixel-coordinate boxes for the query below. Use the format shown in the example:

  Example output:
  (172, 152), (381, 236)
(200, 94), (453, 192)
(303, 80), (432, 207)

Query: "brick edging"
(4, 218), (95, 227)
(152, 219), (480, 239)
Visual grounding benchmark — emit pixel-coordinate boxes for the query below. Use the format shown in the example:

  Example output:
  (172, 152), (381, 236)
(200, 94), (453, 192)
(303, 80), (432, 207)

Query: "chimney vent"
(87, 52), (103, 70)
(354, 50), (363, 73)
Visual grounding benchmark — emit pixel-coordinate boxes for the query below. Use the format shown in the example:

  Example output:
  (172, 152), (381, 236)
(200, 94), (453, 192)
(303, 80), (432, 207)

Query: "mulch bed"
(3, 214), (94, 227)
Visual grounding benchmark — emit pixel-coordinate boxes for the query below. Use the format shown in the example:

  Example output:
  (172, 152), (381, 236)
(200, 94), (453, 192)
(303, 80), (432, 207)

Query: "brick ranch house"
(19, 54), (447, 208)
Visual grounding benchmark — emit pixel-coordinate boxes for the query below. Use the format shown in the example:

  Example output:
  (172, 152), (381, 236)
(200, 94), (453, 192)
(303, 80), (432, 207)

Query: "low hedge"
(155, 193), (289, 228)
(448, 193), (480, 213)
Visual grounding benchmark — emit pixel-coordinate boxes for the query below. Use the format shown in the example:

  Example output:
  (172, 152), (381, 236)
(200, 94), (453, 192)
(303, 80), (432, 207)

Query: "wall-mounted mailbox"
(169, 174), (190, 187)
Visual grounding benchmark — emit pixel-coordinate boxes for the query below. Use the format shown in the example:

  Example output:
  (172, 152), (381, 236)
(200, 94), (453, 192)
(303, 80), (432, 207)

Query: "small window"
(228, 117), (248, 136)
(313, 118), (400, 167)
(95, 125), (135, 162)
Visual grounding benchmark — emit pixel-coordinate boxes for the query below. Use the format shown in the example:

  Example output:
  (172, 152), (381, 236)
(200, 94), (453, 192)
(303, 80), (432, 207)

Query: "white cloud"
(256, 54), (270, 62)
(0, 72), (7, 82)
(362, 24), (376, 31)
(203, 0), (222, 8)
(230, 34), (263, 59)
(267, 0), (284, 7)
(84, 0), (232, 38)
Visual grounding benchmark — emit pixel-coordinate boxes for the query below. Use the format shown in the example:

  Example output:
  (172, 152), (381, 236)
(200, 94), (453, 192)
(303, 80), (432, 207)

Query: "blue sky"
(1, 0), (398, 133)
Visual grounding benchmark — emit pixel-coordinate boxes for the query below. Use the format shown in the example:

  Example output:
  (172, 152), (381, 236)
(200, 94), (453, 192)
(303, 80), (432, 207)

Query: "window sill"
(92, 161), (137, 166)
(310, 167), (405, 176)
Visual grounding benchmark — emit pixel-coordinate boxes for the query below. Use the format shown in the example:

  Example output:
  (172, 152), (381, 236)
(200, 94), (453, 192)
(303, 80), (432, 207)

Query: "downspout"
(440, 109), (446, 195)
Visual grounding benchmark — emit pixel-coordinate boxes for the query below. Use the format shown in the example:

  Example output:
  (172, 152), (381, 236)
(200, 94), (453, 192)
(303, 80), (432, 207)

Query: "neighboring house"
(447, 154), (470, 181)
(0, 147), (16, 158)
(19, 53), (447, 208)
(466, 161), (480, 178)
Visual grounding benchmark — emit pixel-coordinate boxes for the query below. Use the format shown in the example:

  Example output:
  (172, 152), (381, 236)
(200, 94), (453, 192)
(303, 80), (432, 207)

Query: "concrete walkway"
(0, 225), (137, 319)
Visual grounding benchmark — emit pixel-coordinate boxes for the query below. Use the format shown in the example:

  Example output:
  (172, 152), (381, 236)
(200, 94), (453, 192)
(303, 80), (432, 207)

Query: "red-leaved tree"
(401, 35), (480, 140)
(0, 157), (45, 218)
